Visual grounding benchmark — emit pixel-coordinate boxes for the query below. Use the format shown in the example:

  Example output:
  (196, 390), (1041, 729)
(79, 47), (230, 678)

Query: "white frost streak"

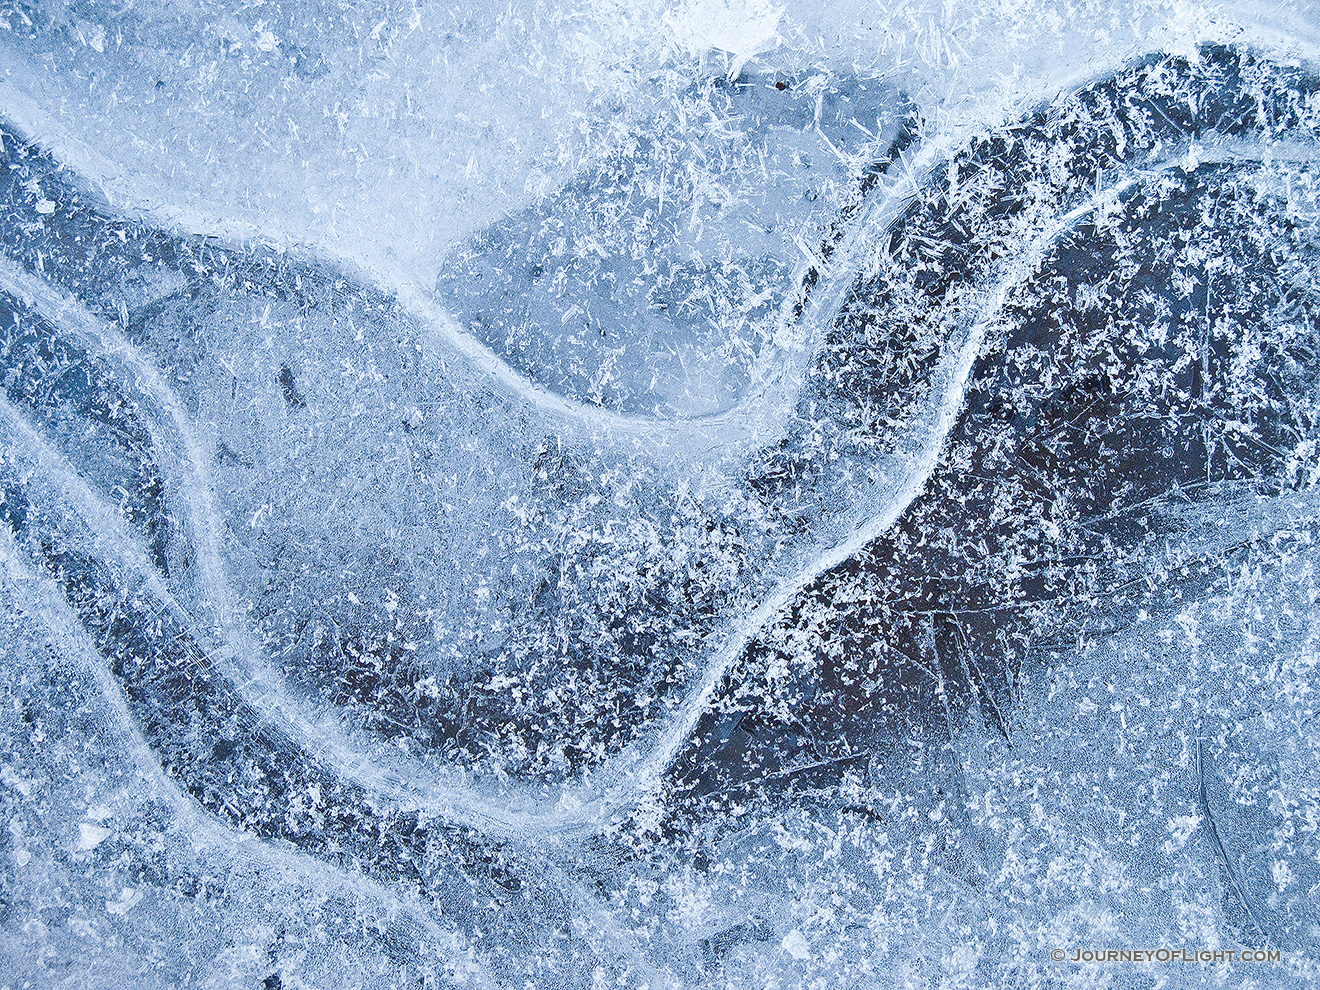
(0, 80), (794, 471)
(0, 523), (497, 990)
(0, 255), (560, 839)
(1, 109), (1310, 851)
(592, 173), (1150, 808)
(606, 137), (1320, 805)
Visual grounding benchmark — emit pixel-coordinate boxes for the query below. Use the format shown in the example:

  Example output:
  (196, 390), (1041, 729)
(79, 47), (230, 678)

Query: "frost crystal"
(1, 3), (1319, 988)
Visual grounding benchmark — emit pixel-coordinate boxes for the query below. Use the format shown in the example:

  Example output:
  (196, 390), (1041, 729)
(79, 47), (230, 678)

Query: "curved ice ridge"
(587, 172), (1148, 811)
(3, 119), (1313, 849)
(0, 98), (931, 475)
(0, 0), (1316, 465)
(0, 406), (675, 985)
(0, 254), (576, 838)
(0, 523), (499, 990)
(2, 41), (1319, 873)
(514, 129), (1320, 821)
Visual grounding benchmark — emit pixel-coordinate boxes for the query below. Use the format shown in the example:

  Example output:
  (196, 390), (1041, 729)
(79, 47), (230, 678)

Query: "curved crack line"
(0, 372), (548, 839)
(0, 391), (178, 615)
(586, 167), (1175, 814)
(1195, 736), (1280, 949)
(0, 103), (921, 474)
(0, 412), (675, 985)
(3, 49), (1318, 844)
(0, 522), (500, 990)
(0, 14), (1315, 474)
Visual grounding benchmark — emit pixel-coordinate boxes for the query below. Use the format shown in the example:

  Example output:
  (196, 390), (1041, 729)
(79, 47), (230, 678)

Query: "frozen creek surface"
(2, 2), (1320, 988)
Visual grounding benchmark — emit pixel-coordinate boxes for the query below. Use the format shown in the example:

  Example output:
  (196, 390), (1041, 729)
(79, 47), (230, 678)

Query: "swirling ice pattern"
(3, 42), (1320, 987)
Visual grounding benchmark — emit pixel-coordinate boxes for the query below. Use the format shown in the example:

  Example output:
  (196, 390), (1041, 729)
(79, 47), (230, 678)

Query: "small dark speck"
(155, 80), (166, 90)
(262, 975), (282, 990)
(775, 80), (788, 91)
(278, 365), (306, 409)
(216, 441), (254, 469)
(528, 262), (544, 280)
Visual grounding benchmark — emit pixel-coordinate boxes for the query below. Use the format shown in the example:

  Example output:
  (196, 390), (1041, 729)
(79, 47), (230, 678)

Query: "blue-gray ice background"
(1, 1), (1320, 988)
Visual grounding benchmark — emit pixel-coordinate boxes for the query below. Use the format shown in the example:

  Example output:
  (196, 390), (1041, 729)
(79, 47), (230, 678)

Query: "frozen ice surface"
(435, 70), (908, 418)
(2, 1), (1320, 988)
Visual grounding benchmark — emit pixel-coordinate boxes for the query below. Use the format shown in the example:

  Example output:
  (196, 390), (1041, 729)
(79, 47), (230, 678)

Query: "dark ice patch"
(277, 364), (305, 409)
(680, 45), (1320, 824)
